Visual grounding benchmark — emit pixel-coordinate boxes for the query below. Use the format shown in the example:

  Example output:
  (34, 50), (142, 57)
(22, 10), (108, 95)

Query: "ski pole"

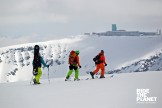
(30, 73), (33, 85)
(48, 66), (50, 84)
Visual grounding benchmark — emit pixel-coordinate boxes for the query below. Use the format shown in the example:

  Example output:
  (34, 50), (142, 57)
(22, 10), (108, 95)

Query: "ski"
(65, 78), (81, 81)
(64, 74), (114, 81)
(87, 74), (114, 80)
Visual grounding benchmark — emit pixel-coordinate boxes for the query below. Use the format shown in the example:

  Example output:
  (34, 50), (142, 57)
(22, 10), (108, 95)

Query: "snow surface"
(0, 35), (162, 83)
(0, 71), (161, 108)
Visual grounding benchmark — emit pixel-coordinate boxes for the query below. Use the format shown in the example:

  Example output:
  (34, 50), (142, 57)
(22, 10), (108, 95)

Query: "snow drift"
(0, 71), (161, 108)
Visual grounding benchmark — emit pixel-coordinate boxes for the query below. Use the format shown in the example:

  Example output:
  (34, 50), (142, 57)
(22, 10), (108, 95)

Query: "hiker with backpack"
(65, 50), (81, 81)
(33, 45), (49, 84)
(90, 50), (107, 79)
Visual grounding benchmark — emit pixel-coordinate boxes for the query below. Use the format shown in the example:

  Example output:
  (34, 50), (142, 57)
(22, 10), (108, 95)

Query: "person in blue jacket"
(33, 45), (49, 84)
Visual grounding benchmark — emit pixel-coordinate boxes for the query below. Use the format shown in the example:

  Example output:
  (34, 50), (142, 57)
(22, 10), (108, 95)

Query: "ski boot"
(65, 76), (70, 81)
(33, 78), (37, 84)
(33, 79), (41, 84)
(90, 72), (94, 79)
(100, 76), (105, 79)
(74, 78), (80, 81)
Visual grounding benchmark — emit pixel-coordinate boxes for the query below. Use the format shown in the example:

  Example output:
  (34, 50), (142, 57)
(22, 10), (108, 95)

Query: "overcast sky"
(0, 0), (162, 47)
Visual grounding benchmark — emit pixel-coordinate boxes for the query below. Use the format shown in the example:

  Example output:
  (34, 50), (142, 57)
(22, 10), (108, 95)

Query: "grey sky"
(0, 0), (162, 47)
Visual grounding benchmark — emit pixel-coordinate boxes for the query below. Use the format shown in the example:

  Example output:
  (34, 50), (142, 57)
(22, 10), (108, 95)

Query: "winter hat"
(101, 50), (104, 53)
(76, 50), (80, 55)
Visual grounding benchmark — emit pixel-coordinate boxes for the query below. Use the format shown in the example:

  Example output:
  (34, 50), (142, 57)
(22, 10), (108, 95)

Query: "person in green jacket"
(65, 50), (81, 81)
(33, 45), (49, 84)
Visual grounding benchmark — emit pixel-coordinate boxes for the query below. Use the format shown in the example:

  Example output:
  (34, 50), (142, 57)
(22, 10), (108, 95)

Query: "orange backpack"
(69, 51), (77, 65)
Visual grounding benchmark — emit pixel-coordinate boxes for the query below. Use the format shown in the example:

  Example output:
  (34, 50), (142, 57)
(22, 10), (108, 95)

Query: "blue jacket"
(40, 56), (48, 67)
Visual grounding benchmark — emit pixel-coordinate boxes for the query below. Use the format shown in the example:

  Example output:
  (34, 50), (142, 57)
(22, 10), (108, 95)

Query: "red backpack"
(69, 51), (77, 65)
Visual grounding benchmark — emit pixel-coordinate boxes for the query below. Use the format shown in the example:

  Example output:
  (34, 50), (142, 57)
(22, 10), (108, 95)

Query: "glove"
(105, 64), (107, 66)
(79, 66), (82, 68)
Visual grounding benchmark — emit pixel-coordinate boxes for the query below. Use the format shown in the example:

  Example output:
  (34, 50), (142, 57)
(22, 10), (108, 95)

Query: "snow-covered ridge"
(107, 49), (162, 74)
(0, 36), (84, 83)
(0, 35), (162, 83)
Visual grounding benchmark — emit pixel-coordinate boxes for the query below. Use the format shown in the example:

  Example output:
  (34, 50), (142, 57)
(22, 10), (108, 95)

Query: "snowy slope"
(0, 35), (162, 83)
(0, 71), (161, 108)
(0, 36), (83, 83)
(108, 49), (162, 73)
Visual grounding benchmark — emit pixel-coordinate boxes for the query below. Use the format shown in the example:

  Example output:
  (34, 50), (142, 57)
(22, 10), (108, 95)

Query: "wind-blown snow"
(0, 71), (161, 108)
